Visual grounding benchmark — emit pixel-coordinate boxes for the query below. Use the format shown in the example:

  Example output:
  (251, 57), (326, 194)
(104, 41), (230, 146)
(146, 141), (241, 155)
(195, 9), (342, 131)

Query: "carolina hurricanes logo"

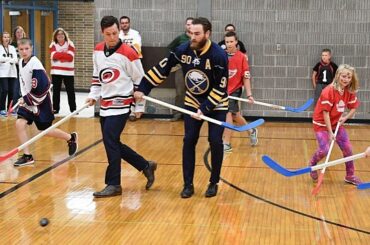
(229, 69), (237, 79)
(185, 69), (209, 95)
(336, 100), (345, 112)
(31, 78), (38, 88)
(99, 68), (120, 84)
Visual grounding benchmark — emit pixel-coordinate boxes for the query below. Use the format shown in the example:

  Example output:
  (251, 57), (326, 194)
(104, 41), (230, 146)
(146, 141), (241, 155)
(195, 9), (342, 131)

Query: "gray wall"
(95, 0), (370, 120)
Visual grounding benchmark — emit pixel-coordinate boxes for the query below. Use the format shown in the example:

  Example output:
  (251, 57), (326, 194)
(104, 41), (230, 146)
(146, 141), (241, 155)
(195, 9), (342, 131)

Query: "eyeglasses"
(226, 29), (234, 32)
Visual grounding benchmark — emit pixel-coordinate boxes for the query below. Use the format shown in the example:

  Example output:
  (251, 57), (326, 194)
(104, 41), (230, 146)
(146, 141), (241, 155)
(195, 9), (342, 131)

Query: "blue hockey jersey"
(139, 39), (229, 114)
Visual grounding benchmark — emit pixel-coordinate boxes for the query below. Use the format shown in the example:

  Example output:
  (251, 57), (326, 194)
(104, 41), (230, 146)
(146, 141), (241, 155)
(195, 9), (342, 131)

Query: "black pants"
(182, 107), (226, 186)
(0, 77), (16, 111)
(52, 75), (76, 113)
(100, 113), (149, 186)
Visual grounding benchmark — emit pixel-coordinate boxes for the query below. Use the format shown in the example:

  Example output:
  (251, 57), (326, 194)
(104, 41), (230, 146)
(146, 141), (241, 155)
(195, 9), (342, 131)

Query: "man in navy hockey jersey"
(135, 17), (228, 198)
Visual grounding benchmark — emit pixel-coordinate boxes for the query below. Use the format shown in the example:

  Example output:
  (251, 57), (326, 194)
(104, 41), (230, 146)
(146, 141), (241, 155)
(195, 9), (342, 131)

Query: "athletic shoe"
(14, 154), (34, 167)
(129, 113), (136, 121)
(67, 132), (78, 156)
(310, 170), (318, 181)
(250, 128), (258, 146)
(344, 175), (362, 186)
(223, 143), (232, 153)
(0, 110), (7, 117)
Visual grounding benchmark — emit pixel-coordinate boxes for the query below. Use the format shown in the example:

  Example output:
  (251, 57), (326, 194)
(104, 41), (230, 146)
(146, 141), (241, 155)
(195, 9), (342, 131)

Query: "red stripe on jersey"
(100, 98), (134, 107)
(51, 66), (75, 71)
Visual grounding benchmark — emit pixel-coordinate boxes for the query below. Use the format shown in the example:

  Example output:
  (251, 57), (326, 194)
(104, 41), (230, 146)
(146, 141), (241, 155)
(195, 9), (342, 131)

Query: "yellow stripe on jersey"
(148, 70), (163, 84)
(185, 96), (200, 108)
(185, 91), (201, 105)
(209, 90), (223, 103)
(153, 67), (166, 79)
(207, 96), (218, 106)
(144, 74), (158, 86)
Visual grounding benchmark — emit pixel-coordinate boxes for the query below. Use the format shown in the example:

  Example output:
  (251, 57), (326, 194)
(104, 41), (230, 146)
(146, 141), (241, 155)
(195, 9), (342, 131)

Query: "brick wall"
(58, 1), (95, 90)
(94, 0), (370, 119)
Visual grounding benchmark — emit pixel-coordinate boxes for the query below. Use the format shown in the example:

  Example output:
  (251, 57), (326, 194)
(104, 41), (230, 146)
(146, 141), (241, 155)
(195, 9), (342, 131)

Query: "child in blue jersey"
(135, 17), (228, 198)
(14, 38), (78, 167)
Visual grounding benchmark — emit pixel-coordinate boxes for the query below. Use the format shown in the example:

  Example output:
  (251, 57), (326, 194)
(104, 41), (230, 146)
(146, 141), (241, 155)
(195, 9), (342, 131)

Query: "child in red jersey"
(310, 64), (362, 185)
(222, 31), (256, 152)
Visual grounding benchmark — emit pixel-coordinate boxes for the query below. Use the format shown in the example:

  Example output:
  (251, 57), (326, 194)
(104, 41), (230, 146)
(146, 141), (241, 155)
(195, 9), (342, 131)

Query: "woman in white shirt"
(0, 31), (18, 116)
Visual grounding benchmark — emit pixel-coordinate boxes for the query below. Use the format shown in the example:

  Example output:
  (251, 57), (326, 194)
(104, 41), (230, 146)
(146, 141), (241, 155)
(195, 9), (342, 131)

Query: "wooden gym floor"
(0, 116), (369, 244)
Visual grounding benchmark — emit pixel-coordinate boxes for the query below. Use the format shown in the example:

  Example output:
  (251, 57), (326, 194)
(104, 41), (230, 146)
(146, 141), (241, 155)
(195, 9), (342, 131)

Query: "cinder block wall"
(94, 0), (370, 119)
(58, 1), (95, 90)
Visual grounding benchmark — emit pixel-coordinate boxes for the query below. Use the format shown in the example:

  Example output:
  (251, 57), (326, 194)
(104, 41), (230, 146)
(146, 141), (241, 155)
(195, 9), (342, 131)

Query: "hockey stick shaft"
(229, 96), (284, 109)
(143, 95), (263, 132)
(320, 123), (341, 174)
(311, 152), (366, 171)
(0, 103), (89, 163)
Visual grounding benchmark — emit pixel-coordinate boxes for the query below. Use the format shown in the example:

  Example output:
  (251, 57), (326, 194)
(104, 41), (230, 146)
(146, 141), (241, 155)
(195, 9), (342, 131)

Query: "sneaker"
(129, 113), (136, 121)
(310, 170), (318, 181)
(250, 128), (258, 146)
(223, 143), (232, 153)
(67, 132), (78, 156)
(0, 110), (7, 117)
(14, 154), (34, 167)
(344, 175), (362, 186)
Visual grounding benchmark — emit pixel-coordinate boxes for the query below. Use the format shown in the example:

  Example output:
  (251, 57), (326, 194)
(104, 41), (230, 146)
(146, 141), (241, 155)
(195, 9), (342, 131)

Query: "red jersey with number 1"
(227, 51), (249, 94)
(313, 85), (359, 132)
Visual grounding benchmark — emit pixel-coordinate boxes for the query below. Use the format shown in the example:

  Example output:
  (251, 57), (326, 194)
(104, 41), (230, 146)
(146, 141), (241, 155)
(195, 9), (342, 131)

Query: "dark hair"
(224, 24), (236, 31)
(322, 48), (331, 54)
(224, 31), (238, 40)
(120, 16), (130, 23)
(101, 16), (119, 31)
(186, 17), (194, 22)
(192, 17), (212, 33)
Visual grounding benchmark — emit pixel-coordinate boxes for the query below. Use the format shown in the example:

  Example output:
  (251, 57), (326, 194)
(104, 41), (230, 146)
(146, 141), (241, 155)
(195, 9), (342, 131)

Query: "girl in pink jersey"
(310, 64), (362, 185)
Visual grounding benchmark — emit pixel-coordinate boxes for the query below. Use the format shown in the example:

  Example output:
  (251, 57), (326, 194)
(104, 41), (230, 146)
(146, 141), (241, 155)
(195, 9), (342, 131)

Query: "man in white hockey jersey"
(86, 16), (157, 198)
(119, 15), (145, 121)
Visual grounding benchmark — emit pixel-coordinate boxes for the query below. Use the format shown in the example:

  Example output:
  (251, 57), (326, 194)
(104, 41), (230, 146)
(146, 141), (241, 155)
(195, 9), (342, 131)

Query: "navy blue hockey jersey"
(139, 40), (229, 114)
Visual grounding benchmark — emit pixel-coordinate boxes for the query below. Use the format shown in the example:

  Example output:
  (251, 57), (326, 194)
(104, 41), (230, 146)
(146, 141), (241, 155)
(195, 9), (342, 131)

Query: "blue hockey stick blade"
(262, 155), (311, 177)
(284, 98), (314, 113)
(357, 182), (370, 190)
(222, 118), (264, 132)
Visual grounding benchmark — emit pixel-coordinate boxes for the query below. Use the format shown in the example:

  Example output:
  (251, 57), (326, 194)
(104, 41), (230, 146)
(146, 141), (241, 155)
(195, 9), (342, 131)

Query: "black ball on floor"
(39, 218), (49, 227)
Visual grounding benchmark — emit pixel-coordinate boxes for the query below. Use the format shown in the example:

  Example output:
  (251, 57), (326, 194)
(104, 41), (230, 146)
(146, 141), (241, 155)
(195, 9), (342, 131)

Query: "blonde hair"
(52, 28), (70, 43)
(0, 31), (11, 45)
(332, 64), (359, 93)
(13, 26), (27, 41)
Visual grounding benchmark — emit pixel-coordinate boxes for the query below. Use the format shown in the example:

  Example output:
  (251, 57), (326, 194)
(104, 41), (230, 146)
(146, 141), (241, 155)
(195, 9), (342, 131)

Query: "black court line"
(0, 139), (103, 199)
(203, 148), (370, 235)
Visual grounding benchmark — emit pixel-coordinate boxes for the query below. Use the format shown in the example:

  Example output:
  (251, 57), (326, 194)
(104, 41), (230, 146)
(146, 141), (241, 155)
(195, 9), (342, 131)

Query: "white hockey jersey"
(49, 41), (75, 76)
(18, 56), (53, 121)
(88, 41), (144, 117)
(119, 29), (142, 58)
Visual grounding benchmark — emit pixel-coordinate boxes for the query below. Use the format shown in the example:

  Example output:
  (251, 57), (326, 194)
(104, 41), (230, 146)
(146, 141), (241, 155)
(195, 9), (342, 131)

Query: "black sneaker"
(67, 132), (78, 156)
(14, 154), (34, 167)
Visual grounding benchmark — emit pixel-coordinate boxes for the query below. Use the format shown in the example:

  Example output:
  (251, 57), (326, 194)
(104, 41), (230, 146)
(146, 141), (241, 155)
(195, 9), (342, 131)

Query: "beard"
(190, 37), (207, 51)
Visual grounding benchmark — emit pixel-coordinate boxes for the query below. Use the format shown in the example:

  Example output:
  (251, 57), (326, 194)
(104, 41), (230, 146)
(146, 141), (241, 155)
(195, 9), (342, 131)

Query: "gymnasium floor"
(0, 93), (369, 244)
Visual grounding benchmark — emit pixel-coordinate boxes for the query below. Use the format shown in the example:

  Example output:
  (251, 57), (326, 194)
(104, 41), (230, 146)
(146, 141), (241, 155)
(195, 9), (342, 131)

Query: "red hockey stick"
(0, 103), (89, 163)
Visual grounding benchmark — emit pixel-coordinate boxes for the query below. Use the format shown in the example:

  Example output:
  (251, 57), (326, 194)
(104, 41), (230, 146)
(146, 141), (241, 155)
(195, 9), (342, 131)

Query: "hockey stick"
(142, 95), (264, 132)
(262, 152), (366, 177)
(7, 100), (20, 116)
(228, 96), (313, 113)
(312, 123), (341, 195)
(0, 103), (89, 163)
(357, 182), (370, 190)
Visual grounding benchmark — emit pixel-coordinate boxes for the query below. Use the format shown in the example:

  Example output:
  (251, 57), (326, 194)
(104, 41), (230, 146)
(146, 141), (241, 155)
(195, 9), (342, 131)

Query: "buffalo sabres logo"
(99, 68), (120, 84)
(185, 69), (209, 95)
(229, 69), (237, 79)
